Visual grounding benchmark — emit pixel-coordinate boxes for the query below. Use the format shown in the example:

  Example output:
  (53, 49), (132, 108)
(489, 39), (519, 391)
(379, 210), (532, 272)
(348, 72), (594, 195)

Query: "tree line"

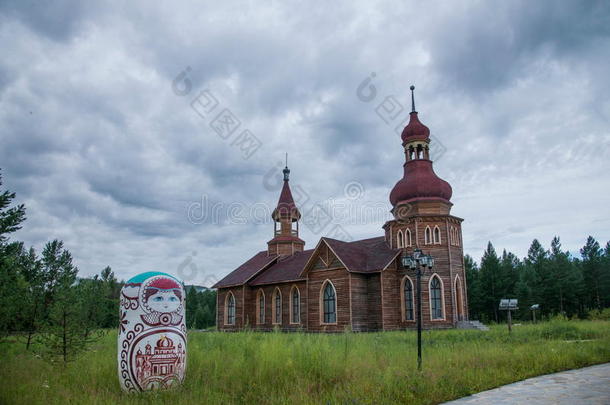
(0, 170), (216, 364)
(185, 286), (216, 329)
(465, 236), (610, 322)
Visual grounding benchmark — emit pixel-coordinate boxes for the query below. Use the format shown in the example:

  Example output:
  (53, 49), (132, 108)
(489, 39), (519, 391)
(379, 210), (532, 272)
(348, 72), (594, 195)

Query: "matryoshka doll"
(118, 272), (186, 392)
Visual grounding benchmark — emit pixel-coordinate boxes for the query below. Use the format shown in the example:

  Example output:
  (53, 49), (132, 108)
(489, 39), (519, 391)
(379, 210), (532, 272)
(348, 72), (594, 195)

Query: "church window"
(430, 276), (444, 320)
(322, 281), (337, 324)
(425, 226), (432, 244)
(291, 286), (300, 324)
(433, 226), (441, 244)
(272, 288), (282, 324)
(403, 277), (414, 321)
(226, 292), (235, 325)
(257, 289), (265, 324)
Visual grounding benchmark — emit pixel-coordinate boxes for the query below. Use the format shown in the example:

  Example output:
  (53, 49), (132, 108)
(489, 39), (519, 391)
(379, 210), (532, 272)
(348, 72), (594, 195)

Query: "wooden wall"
(307, 267), (351, 332)
(350, 273), (381, 331)
(246, 282), (307, 331)
(216, 216), (467, 332)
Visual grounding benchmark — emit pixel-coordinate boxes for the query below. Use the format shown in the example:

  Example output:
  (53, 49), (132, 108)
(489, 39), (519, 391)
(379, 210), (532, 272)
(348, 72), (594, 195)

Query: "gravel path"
(443, 363), (610, 405)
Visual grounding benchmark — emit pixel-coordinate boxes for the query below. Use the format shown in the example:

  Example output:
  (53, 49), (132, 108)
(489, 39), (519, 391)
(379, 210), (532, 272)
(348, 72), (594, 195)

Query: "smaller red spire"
(271, 164), (301, 221)
(268, 159), (304, 256)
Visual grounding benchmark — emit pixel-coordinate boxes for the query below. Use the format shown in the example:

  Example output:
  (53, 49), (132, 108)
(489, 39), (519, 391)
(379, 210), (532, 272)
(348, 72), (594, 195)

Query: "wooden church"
(213, 90), (468, 331)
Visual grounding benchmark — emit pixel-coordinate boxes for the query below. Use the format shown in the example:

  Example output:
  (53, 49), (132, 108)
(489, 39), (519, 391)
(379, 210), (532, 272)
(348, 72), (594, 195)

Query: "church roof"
(322, 236), (401, 273)
(212, 251), (278, 288)
(214, 236), (401, 290)
(249, 249), (314, 286)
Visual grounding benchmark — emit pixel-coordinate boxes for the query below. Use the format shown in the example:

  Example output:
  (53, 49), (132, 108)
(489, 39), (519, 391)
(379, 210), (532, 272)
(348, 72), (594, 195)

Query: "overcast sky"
(1, 1), (609, 285)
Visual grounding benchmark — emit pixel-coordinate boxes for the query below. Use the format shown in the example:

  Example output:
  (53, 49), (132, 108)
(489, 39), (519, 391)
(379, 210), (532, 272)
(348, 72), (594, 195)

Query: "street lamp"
(401, 248), (434, 371)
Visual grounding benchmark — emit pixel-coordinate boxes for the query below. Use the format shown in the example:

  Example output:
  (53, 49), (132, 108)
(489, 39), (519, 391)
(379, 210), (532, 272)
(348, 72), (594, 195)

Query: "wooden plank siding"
(215, 216), (466, 332)
(307, 267), (351, 332)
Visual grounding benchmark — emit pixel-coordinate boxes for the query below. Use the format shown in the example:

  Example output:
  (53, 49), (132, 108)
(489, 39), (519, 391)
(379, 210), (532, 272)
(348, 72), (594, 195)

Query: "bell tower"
(267, 157), (305, 256)
(383, 86), (468, 324)
(388, 85), (453, 218)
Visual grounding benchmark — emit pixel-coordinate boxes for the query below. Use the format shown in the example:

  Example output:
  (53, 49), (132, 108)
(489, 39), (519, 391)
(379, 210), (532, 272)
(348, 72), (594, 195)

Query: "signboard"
(499, 299), (518, 310)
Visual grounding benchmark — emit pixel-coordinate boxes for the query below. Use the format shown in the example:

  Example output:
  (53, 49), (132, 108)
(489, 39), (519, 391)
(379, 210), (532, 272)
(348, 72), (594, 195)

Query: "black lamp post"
(401, 248), (434, 371)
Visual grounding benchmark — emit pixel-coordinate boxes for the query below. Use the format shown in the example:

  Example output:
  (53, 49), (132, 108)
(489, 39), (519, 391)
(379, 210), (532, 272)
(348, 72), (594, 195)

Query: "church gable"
(302, 240), (346, 274)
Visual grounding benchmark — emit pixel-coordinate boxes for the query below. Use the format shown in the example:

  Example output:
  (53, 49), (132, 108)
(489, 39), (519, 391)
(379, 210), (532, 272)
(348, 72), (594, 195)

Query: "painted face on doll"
(146, 290), (181, 313)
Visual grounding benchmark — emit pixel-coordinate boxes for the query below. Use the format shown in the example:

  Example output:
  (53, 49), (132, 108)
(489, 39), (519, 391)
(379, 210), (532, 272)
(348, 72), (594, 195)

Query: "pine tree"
(0, 242), (29, 335)
(99, 266), (119, 328)
(0, 171), (27, 335)
(0, 170), (26, 244)
(464, 254), (482, 319)
(600, 241), (610, 309)
(20, 246), (44, 349)
(478, 242), (501, 322)
(193, 305), (206, 329)
(186, 286), (199, 328)
(548, 237), (581, 317)
(75, 276), (106, 339)
(523, 239), (548, 315)
(40, 240), (78, 306)
(36, 240), (99, 365)
(580, 236), (602, 310)
(499, 250), (520, 298)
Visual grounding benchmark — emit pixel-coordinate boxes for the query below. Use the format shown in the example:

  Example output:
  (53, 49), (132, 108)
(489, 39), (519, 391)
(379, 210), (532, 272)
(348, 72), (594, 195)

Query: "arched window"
(455, 228), (460, 246)
(424, 226), (432, 245)
(430, 276), (444, 320)
(403, 277), (414, 321)
(290, 286), (300, 324)
(272, 288), (282, 324)
(397, 230), (404, 248)
(256, 289), (265, 325)
(406, 229), (412, 247)
(455, 276), (464, 320)
(433, 226), (441, 244)
(225, 292), (235, 325)
(321, 281), (337, 324)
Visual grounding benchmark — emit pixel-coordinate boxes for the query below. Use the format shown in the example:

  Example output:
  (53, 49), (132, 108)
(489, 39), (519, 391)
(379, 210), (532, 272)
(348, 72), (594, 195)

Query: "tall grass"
(1, 320), (609, 405)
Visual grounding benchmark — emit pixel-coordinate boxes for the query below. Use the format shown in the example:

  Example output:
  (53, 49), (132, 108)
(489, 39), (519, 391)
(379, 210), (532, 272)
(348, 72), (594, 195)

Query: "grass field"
(1, 320), (609, 405)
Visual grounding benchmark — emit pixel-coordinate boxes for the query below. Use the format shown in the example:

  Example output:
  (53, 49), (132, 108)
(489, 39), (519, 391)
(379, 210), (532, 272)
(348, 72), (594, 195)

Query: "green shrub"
(588, 308), (610, 321)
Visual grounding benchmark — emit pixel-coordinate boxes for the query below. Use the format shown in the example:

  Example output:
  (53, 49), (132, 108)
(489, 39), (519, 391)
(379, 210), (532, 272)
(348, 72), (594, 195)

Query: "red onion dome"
(401, 112), (430, 143)
(389, 159), (452, 207)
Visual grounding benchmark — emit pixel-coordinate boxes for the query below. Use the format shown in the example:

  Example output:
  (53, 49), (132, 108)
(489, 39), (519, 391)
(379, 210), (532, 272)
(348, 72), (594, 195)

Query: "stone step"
(457, 320), (489, 331)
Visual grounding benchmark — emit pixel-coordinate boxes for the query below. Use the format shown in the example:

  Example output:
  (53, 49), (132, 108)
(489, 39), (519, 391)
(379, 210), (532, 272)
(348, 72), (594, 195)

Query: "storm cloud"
(1, 0), (609, 285)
